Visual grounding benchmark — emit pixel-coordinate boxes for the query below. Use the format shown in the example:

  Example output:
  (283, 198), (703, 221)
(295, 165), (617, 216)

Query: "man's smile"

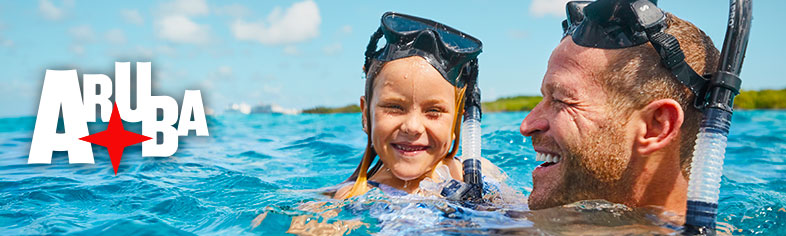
(532, 151), (563, 178)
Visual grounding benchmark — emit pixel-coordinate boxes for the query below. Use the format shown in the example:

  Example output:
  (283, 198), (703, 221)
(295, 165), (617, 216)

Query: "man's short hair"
(598, 13), (720, 177)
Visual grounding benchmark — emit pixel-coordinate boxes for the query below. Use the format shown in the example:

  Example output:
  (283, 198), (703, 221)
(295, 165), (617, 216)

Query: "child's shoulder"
(333, 182), (355, 199)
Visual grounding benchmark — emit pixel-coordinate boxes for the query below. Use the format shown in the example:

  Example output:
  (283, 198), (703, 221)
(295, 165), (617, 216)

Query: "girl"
(334, 12), (501, 199)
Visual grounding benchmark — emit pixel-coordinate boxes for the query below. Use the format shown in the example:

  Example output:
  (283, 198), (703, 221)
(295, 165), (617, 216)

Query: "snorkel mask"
(363, 12), (482, 88)
(343, 12), (484, 200)
(562, 0), (716, 108)
(562, 0), (753, 234)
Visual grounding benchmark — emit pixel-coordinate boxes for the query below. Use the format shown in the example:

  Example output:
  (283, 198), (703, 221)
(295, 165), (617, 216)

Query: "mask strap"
(447, 85), (467, 160)
(630, 0), (709, 108)
(363, 28), (384, 74)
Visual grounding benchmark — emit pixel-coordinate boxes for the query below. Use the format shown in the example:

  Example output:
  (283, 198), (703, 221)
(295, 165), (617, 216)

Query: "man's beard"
(529, 119), (632, 210)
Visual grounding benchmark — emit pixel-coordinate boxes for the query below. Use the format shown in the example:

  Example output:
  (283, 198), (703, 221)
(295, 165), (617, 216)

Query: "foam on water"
(0, 111), (785, 235)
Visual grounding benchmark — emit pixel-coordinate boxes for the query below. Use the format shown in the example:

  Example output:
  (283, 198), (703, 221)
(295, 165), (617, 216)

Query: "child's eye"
(425, 107), (445, 118)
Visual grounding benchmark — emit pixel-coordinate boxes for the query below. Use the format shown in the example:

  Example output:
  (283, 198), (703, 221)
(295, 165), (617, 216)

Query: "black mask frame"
(363, 12), (482, 89)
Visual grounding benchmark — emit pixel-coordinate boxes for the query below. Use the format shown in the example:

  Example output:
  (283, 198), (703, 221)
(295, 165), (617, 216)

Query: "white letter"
(83, 74), (113, 122)
(142, 96), (179, 157)
(115, 62), (151, 122)
(29, 70), (94, 164)
(177, 90), (209, 136)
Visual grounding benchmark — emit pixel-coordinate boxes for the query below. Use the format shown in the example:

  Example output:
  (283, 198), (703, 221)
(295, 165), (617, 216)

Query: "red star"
(80, 103), (151, 175)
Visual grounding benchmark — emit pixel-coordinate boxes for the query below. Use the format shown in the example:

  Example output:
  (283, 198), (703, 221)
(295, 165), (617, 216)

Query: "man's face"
(520, 39), (635, 210)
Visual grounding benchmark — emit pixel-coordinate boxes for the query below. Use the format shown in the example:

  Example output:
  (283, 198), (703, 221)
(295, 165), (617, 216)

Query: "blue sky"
(0, 0), (782, 118)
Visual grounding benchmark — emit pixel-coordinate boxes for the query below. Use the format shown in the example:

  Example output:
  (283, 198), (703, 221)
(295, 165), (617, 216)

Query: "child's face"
(363, 56), (457, 181)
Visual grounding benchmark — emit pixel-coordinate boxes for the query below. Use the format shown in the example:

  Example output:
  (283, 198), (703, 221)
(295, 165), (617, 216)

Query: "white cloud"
(322, 42), (342, 55)
(0, 21), (8, 48)
(218, 65), (232, 77)
(230, 0), (321, 45)
(283, 45), (300, 55)
(158, 0), (209, 16)
(39, 0), (65, 20)
(529, 0), (572, 18)
(341, 25), (352, 34)
(71, 44), (84, 55)
(156, 15), (210, 44)
(68, 25), (95, 42)
(508, 29), (529, 40)
(216, 4), (251, 18)
(135, 46), (154, 58)
(121, 9), (144, 25)
(154, 0), (211, 44)
(157, 45), (177, 56)
(105, 29), (126, 44)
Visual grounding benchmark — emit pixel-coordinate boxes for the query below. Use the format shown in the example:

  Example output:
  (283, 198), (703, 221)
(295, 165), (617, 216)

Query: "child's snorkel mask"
(561, 0), (753, 234)
(363, 12), (482, 89)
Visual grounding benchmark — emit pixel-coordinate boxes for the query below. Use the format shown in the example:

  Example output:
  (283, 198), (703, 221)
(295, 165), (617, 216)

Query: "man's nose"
(400, 112), (425, 137)
(520, 102), (548, 137)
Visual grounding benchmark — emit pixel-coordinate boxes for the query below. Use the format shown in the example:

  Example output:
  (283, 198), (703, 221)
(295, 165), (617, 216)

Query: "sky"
(0, 0), (783, 118)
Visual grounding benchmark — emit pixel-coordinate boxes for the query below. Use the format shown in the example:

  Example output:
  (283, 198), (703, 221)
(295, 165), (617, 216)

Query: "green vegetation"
(303, 104), (361, 114)
(303, 89), (785, 113)
(734, 89), (786, 110)
(481, 95), (543, 112)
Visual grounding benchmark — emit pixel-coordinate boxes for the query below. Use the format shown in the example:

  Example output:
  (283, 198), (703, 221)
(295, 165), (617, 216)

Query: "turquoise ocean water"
(1, 111), (785, 235)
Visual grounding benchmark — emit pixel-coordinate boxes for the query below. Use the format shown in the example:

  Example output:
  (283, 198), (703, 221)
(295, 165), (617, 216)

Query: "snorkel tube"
(459, 60), (484, 203)
(440, 59), (487, 204)
(684, 0), (752, 235)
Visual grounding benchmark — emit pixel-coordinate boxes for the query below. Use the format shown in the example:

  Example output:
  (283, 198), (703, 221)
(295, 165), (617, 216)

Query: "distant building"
(225, 103), (300, 115)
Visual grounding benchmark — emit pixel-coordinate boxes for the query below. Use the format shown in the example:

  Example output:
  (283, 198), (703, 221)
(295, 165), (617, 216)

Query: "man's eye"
(382, 104), (404, 111)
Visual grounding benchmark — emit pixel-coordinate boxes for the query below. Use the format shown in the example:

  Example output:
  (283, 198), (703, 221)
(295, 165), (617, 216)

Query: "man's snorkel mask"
(562, 0), (753, 235)
(562, 0), (725, 109)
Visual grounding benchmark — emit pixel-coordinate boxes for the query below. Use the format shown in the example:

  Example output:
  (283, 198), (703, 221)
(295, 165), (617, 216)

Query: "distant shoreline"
(303, 89), (786, 114)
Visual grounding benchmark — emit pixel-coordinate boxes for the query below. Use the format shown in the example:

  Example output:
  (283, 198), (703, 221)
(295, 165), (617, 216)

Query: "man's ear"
(360, 96), (368, 134)
(635, 99), (684, 155)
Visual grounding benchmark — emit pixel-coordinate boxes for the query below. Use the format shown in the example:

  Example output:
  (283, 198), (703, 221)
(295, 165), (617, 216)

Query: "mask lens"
(383, 14), (429, 33)
(383, 13), (480, 52)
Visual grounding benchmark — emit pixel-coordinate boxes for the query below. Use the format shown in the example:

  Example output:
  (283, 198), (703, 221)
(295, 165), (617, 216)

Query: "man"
(520, 0), (720, 214)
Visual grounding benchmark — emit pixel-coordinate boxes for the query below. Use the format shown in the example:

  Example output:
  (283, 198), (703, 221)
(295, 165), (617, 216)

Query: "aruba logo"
(28, 62), (209, 174)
